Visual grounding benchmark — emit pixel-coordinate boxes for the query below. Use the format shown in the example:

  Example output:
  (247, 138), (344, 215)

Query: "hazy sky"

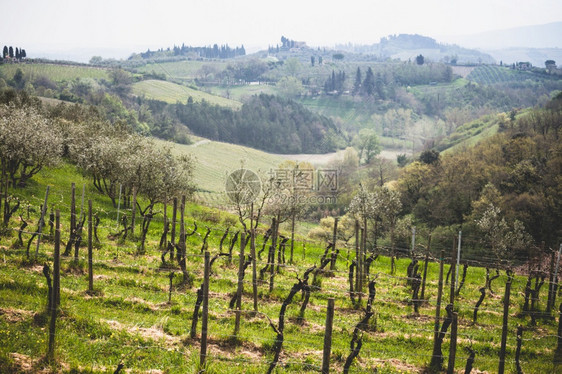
(3, 0), (562, 60)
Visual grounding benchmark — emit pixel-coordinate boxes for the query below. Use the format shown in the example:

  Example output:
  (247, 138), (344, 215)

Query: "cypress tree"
(353, 67), (362, 95)
(362, 67), (375, 96)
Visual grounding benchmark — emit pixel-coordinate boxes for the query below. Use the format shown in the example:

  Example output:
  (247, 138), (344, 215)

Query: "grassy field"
(466, 65), (533, 85)
(208, 84), (278, 102)
(298, 96), (374, 127)
(133, 61), (229, 81)
(0, 161), (561, 374)
(0, 63), (110, 82)
(132, 80), (242, 108)
(158, 138), (287, 205)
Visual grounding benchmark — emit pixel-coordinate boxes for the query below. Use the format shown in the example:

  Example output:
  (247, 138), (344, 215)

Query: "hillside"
(161, 137), (286, 204)
(132, 79), (242, 108)
(0, 124), (561, 373)
(335, 34), (495, 64)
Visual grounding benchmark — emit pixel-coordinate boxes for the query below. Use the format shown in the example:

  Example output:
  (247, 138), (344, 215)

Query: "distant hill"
(440, 22), (562, 49)
(437, 22), (562, 67)
(483, 47), (562, 69)
(335, 34), (495, 64)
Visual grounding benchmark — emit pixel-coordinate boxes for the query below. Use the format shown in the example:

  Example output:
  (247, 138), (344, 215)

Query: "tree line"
(1, 45), (27, 62)
(136, 43), (246, 60)
(167, 94), (346, 154)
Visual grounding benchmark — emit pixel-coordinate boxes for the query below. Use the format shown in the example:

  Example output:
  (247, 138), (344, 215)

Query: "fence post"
(47, 210), (60, 362)
(290, 212), (295, 264)
(456, 231), (462, 290)
(87, 200), (93, 293)
(34, 186), (50, 257)
(200, 251), (210, 370)
(553, 244), (562, 311)
(555, 303), (562, 364)
(498, 273), (513, 374)
(548, 249), (556, 313)
(115, 184), (122, 228)
(269, 218), (278, 293)
(70, 183), (76, 238)
(430, 250), (445, 371)
(420, 234), (431, 301)
(234, 233), (246, 336)
(354, 220), (360, 294)
(170, 197), (177, 260)
(447, 312), (458, 374)
(361, 218), (367, 284)
(449, 237), (457, 306)
(130, 187), (137, 237)
(515, 325), (523, 374)
(358, 227), (365, 304)
(330, 217), (338, 271)
(251, 229), (258, 313)
(322, 298), (335, 374)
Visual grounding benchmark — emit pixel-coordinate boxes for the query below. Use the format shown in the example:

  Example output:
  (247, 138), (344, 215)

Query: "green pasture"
(132, 80), (242, 108)
(0, 63), (110, 82)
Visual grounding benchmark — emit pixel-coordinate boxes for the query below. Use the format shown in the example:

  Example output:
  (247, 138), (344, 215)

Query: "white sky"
(2, 0), (562, 59)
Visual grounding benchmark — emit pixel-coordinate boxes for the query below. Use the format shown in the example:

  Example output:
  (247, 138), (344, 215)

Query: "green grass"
(208, 84), (278, 102)
(298, 96), (375, 128)
(133, 60), (229, 81)
(132, 80), (242, 108)
(466, 65), (532, 85)
(1, 160), (560, 374)
(437, 114), (501, 154)
(0, 63), (110, 82)
(157, 138), (287, 205)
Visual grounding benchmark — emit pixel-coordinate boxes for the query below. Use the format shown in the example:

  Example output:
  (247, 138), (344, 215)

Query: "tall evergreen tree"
(353, 67), (362, 95)
(362, 67), (375, 96)
(8, 46), (13, 58)
(2, 46), (7, 58)
(375, 72), (385, 99)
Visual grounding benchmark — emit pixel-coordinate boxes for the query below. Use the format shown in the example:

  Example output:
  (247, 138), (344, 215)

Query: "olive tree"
(0, 104), (63, 187)
(476, 204), (533, 267)
(121, 138), (194, 251)
(70, 125), (135, 207)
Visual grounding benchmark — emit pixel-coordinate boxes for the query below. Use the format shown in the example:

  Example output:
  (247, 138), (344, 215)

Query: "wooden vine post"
(354, 220), (360, 295)
(170, 197), (177, 261)
(449, 237), (457, 306)
(234, 233), (246, 337)
(269, 218), (278, 293)
(430, 250), (445, 372)
(330, 217), (338, 271)
(34, 186), (50, 257)
(420, 233), (431, 300)
(87, 200), (93, 293)
(358, 226), (365, 305)
(555, 303), (562, 364)
(322, 298), (335, 374)
(290, 210), (295, 264)
(447, 312), (458, 373)
(199, 251), (210, 370)
(47, 210), (60, 362)
(130, 187), (137, 238)
(498, 272), (513, 374)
